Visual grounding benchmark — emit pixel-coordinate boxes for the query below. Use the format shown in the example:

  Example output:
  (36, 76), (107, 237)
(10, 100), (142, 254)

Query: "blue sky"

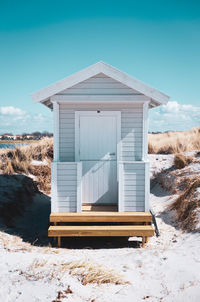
(0, 0), (199, 134)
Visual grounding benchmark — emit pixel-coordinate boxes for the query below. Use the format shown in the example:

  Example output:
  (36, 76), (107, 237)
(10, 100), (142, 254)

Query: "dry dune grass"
(169, 177), (200, 232)
(0, 137), (53, 165)
(174, 153), (193, 169)
(148, 127), (200, 154)
(19, 259), (128, 286)
(0, 138), (53, 193)
(155, 150), (200, 232)
(29, 164), (51, 194)
(0, 128), (199, 196)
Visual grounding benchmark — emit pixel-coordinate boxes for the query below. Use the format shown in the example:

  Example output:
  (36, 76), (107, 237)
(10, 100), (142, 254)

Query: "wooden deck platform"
(50, 211), (152, 223)
(48, 211), (154, 248)
(82, 204), (118, 212)
(49, 225), (154, 237)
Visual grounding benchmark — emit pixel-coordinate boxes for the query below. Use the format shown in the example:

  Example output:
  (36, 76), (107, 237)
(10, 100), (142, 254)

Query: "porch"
(48, 211), (154, 248)
(51, 161), (150, 213)
(50, 160), (152, 248)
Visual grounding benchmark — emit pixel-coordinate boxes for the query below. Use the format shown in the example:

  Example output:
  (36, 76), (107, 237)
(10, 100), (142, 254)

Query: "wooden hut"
(32, 62), (169, 247)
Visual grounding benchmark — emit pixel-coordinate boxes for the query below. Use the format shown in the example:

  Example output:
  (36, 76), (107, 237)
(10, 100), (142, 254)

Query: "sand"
(0, 155), (200, 302)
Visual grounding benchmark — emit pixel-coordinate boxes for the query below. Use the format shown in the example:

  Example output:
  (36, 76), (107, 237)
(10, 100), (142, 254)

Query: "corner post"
(77, 162), (82, 212)
(142, 102), (149, 161)
(53, 102), (59, 162)
(118, 162), (124, 212)
(145, 161), (150, 211)
(51, 162), (58, 212)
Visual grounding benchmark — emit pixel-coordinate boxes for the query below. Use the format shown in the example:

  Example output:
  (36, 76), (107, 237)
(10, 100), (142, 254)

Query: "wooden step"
(50, 212), (152, 223)
(48, 225), (154, 237)
(82, 204), (118, 212)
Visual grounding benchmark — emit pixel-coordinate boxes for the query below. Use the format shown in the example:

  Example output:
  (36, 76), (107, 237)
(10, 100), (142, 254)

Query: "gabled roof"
(31, 61), (170, 107)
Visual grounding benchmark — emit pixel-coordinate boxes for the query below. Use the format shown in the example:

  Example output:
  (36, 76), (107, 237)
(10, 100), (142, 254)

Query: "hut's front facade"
(32, 62), (169, 246)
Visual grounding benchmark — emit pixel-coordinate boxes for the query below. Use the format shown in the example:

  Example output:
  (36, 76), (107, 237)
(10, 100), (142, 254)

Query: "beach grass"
(148, 127), (200, 154)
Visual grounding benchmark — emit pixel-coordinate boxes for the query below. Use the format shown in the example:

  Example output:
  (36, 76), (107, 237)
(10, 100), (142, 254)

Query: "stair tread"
(50, 212), (152, 222)
(51, 212), (151, 217)
(49, 225), (153, 230)
(48, 225), (154, 237)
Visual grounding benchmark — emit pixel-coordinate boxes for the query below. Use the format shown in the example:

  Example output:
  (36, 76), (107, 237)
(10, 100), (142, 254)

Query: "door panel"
(80, 115), (117, 161)
(78, 112), (118, 204)
(82, 161), (117, 204)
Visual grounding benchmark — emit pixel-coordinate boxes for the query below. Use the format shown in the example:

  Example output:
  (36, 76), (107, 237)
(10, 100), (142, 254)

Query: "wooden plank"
(57, 207), (76, 212)
(61, 88), (136, 94)
(82, 204), (117, 212)
(142, 236), (145, 248)
(60, 123), (74, 129)
(52, 95), (148, 103)
(50, 211), (152, 223)
(53, 102), (59, 162)
(57, 237), (61, 248)
(64, 82), (138, 90)
(48, 225), (154, 237)
(124, 196), (145, 202)
(124, 206), (145, 212)
(121, 133), (143, 139)
(56, 191), (76, 197)
(57, 175), (77, 181)
(56, 169), (76, 176)
(60, 103), (143, 110)
(80, 77), (116, 82)
(124, 179), (144, 186)
(142, 102), (149, 161)
(50, 211), (152, 217)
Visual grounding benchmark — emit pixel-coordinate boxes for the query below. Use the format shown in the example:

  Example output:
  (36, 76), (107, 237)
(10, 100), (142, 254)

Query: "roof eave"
(31, 61), (170, 106)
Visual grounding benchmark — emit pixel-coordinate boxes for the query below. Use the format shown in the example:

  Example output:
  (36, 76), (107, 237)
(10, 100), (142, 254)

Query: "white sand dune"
(0, 155), (200, 302)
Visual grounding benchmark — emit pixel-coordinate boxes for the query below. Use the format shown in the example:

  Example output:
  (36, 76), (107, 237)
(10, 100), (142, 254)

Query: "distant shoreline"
(0, 140), (38, 145)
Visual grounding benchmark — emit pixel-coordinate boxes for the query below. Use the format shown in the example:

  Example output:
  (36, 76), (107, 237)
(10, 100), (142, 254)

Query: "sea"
(0, 144), (28, 149)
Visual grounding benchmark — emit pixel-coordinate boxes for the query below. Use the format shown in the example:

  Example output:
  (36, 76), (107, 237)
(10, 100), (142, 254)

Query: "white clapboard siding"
(59, 75), (141, 95)
(59, 103), (143, 162)
(51, 162), (81, 212)
(119, 162), (147, 212)
(59, 109), (75, 161)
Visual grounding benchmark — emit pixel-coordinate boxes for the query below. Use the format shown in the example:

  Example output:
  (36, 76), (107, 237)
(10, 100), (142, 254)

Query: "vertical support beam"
(116, 111), (121, 182)
(54, 237), (57, 246)
(57, 237), (61, 248)
(53, 102), (59, 162)
(74, 111), (80, 162)
(118, 162), (124, 212)
(51, 162), (58, 212)
(142, 102), (149, 161)
(52, 102), (59, 213)
(145, 161), (150, 211)
(53, 222), (57, 246)
(143, 102), (150, 212)
(77, 162), (82, 212)
(142, 236), (145, 248)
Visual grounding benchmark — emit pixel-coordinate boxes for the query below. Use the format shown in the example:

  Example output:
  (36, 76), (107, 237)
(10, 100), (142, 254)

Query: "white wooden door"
(77, 112), (120, 204)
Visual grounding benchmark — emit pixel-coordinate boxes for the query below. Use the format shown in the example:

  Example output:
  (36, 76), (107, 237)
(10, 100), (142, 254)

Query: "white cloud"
(0, 107), (52, 134)
(161, 101), (199, 114)
(161, 101), (180, 113)
(0, 102), (199, 134)
(0, 106), (26, 116)
(149, 101), (200, 132)
(33, 113), (45, 121)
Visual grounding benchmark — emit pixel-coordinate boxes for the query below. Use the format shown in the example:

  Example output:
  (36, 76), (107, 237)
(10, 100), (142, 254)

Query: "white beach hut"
(32, 62), (169, 246)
